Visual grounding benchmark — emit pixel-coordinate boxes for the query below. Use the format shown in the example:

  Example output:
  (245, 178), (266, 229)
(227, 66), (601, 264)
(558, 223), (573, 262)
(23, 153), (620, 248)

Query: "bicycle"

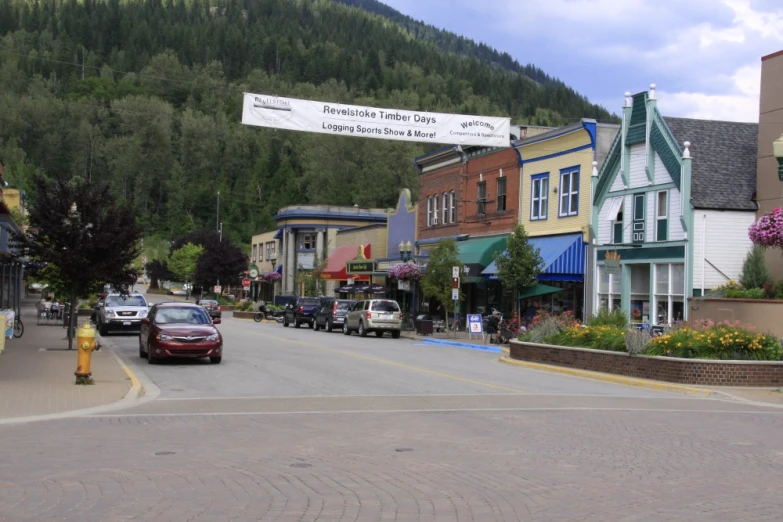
(13, 316), (23, 338)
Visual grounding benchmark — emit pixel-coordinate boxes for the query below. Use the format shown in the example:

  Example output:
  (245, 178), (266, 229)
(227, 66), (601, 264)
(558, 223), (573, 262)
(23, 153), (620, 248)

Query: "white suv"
(97, 293), (150, 335)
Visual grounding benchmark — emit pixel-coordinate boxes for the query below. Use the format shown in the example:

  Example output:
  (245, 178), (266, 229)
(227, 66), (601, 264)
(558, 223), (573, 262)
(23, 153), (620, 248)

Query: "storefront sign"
(242, 93), (511, 147)
(346, 261), (375, 274)
(604, 252), (621, 275)
(468, 314), (483, 334)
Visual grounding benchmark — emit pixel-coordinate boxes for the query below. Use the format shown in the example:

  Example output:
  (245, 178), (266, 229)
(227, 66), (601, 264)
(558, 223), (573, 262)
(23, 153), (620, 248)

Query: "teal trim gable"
(625, 93), (647, 145)
(593, 131), (622, 204)
(650, 123), (682, 188)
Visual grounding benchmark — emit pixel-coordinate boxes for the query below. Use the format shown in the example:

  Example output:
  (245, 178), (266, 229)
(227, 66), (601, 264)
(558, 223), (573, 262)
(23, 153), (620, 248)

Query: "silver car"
(344, 299), (402, 338)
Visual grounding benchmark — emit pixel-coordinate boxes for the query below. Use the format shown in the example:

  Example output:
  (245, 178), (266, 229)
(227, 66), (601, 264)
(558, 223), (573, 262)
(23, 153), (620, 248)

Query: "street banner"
(242, 93), (511, 147)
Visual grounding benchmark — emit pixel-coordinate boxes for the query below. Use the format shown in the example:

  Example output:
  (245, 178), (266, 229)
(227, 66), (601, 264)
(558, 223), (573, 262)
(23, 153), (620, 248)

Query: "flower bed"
(387, 261), (420, 281)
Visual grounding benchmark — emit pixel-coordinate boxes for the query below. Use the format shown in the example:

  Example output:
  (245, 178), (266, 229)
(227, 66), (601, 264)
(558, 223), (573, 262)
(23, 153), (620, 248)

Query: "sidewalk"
(0, 300), (133, 421)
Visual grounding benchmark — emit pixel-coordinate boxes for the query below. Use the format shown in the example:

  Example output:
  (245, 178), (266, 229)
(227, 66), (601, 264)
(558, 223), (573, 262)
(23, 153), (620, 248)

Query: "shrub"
(625, 328), (651, 356)
(524, 315), (564, 343)
(588, 308), (628, 328)
(724, 288), (765, 299)
(647, 325), (782, 360)
(739, 245), (771, 289)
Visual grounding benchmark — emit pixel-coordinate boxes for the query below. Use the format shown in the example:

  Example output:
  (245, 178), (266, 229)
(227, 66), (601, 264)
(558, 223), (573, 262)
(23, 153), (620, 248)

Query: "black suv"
(283, 297), (323, 328)
(313, 299), (356, 332)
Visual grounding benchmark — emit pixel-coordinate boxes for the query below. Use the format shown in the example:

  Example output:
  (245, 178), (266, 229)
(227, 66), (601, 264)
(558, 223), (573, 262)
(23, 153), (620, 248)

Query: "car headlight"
(105, 308), (116, 317)
(158, 333), (173, 341)
(206, 334), (219, 342)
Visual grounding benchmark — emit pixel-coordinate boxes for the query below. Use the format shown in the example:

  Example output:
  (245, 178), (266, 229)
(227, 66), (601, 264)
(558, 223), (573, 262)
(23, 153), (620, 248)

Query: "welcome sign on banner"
(242, 93), (511, 147)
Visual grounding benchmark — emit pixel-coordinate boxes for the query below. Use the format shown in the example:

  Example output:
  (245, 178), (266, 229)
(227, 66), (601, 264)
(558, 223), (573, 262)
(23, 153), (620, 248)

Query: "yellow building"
(248, 230), (279, 301)
(482, 120), (619, 319)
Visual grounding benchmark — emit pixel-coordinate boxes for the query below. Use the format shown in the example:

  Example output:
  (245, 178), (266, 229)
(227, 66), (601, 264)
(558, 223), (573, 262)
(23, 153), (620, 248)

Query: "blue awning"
(481, 233), (586, 282)
(273, 228), (283, 240)
(275, 264), (283, 274)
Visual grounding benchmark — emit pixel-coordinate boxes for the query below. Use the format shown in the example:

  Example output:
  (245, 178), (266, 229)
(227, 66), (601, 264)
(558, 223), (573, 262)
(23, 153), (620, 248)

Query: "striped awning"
(482, 233), (586, 282)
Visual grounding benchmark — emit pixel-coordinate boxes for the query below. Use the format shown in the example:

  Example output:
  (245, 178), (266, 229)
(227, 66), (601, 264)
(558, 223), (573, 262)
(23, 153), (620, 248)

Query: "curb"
(498, 355), (714, 397)
(421, 338), (503, 354)
(106, 344), (144, 400)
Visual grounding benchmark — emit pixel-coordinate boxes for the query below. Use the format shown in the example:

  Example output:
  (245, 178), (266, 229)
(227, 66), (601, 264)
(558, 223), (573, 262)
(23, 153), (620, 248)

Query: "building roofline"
(762, 49), (783, 61)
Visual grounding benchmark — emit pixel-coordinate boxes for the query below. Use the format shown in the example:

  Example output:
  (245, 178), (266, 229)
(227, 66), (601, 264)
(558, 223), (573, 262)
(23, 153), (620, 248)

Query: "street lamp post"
(774, 133), (783, 181)
(398, 240), (413, 330)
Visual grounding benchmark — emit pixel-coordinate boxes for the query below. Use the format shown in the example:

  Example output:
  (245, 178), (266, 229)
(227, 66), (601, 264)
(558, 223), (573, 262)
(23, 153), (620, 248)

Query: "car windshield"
(106, 295), (146, 307)
(155, 307), (211, 325)
(336, 301), (354, 310)
(300, 298), (320, 306)
(371, 301), (399, 312)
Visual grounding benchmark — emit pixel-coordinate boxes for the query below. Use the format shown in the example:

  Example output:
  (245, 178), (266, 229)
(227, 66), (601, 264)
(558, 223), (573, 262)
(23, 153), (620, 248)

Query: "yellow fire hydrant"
(75, 322), (97, 385)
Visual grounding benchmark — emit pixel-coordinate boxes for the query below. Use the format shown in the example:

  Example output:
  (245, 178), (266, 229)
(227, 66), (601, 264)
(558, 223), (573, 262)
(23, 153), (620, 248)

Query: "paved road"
(2, 315), (783, 520)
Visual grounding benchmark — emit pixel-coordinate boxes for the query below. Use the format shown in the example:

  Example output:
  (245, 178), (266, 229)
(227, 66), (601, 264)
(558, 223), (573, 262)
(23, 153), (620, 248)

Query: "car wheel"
(343, 325), (351, 335)
(294, 319), (301, 328)
(284, 318), (289, 327)
(326, 320), (333, 332)
(375, 330), (383, 338)
(147, 351), (157, 364)
(99, 322), (109, 336)
(139, 340), (147, 359)
(358, 322), (368, 337)
(392, 330), (401, 339)
(210, 356), (222, 364)
(314, 320), (321, 331)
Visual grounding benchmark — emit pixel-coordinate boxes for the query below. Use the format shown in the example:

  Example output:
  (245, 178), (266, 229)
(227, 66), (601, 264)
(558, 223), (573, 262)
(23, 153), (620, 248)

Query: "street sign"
(452, 277), (460, 289)
(451, 288), (459, 301)
(467, 314), (483, 334)
(242, 278), (250, 288)
(452, 266), (460, 278)
(214, 285), (222, 294)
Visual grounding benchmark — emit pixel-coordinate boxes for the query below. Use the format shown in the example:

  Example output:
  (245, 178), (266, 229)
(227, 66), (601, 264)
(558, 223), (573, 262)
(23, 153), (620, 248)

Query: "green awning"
(457, 236), (507, 267)
(516, 284), (564, 300)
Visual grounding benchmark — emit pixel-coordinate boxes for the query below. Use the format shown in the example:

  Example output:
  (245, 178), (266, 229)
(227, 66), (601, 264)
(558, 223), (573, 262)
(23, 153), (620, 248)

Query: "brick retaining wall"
(509, 341), (783, 386)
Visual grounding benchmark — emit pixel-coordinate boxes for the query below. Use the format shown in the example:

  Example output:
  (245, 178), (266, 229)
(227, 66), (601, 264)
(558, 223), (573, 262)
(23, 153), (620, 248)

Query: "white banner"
(242, 93), (510, 147)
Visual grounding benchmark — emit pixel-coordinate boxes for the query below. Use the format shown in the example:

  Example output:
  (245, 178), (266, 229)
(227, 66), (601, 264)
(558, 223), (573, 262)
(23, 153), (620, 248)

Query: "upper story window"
(432, 194), (439, 225)
(442, 193), (448, 224)
(530, 174), (549, 221)
(496, 177), (507, 212)
(270, 242), (276, 259)
(299, 232), (315, 250)
(656, 190), (668, 241)
(559, 169), (579, 217)
(252, 244), (257, 262)
(449, 191), (456, 223)
(426, 196), (432, 226)
(477, 181), (487, 216)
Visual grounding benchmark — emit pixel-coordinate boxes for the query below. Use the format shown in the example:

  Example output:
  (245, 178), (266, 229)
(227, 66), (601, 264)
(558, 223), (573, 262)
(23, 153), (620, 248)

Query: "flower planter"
(232, 311), (256, 319)
(221, 305), (236, 312)
(77, 308), (93, 317)
(509, 340), (783, 387)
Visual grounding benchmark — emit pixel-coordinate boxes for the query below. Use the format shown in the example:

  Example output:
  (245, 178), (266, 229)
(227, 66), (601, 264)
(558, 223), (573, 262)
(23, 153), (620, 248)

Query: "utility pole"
(216, 190), (220, 233)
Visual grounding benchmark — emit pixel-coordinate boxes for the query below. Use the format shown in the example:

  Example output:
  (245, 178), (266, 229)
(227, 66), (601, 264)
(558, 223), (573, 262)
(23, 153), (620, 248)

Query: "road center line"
(258, 332), (526, 394)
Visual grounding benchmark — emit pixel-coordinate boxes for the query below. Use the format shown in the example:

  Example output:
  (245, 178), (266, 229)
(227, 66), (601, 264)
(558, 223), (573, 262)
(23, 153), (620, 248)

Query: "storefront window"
(597, 265), (622, 311)
(630, 264), (650, 323)
(653, 263), (685, 325)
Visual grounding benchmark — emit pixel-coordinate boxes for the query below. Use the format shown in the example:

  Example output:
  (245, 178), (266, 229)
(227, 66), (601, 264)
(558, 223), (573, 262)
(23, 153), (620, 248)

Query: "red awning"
(321, 244), (371, 280)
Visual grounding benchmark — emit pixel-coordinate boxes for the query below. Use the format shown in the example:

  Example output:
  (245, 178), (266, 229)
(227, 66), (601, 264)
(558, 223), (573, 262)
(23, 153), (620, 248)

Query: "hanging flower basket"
(749, 208), (783, 248)
(387, 261), (420, 281)
(264, 272), (282, 282)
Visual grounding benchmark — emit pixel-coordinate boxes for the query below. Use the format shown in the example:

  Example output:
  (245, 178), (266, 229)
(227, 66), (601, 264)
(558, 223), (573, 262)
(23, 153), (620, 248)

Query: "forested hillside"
(0, 0), (616, 249)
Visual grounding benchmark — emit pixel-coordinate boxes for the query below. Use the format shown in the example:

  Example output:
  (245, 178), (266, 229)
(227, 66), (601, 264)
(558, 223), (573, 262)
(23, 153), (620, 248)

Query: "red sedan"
(139, 302), (223, 364)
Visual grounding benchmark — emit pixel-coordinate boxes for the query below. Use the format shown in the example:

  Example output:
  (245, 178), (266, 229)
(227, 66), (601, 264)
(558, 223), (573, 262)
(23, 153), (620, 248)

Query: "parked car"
(344, 299), (402, 338)
(283, 297), (323, 328)
(96, 292), (150, 335)
(196, 299), (222, 320)
(313, 298), (356, 332)
(139, 302), (223, 364)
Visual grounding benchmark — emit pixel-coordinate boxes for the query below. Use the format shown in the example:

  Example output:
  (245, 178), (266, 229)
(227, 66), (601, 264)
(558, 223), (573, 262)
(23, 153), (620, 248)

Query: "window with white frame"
(656, 191), (668, 241)
(559, 169), (579, 217)
(496, 177), (507, 212)
(477, 181), (487, 215)
(432, 194), (439, 224)
(597, 264), (623, 311)
(252, 244), (257, 262)
(530, 174), (548, 220)
(268, 242), (276, 260)
(426, 196), (432, 226)
(630, 264), (651, 323)
(442, 192), (448, 224)
(653, 263), (684, 325)
(449, 190), (456, 223)
(298, 232), (315, 250)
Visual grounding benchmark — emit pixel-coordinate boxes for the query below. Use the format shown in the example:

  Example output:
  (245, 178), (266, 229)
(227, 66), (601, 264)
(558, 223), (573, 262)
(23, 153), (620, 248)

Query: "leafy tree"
(15, 172), (143, 350)
(739, 245), (771, 289)
(420, 239), (463, 328)
(194, 239), (247, 291)
(495, 223), (544, 307)
(144, 259), (172, 290)
(168, 243), (203, 282)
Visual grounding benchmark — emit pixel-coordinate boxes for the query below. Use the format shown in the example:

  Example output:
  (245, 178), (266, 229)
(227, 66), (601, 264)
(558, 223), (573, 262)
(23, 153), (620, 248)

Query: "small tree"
(496, 223), (544, 311)
(168, 243), (203, 282)
(16, 173), (143, 350)
(739, 245), (771, 289)
(420, 239), (463, 329)
(145, 259), (172, 290)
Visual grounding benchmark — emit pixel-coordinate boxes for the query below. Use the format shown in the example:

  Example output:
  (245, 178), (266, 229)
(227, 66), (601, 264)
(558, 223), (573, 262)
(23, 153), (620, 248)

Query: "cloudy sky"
(378, 0), (783, 122)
